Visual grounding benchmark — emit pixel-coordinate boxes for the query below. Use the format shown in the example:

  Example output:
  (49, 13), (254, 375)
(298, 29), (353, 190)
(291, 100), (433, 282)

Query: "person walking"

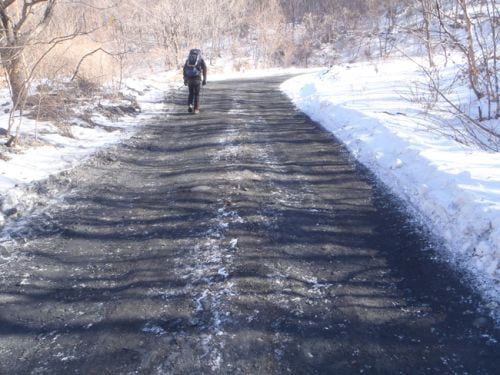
(183, 49), (207, 114)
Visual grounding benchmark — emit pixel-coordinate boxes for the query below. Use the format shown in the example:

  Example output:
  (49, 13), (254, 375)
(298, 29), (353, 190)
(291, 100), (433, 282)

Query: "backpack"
(184, 49), (202, 78)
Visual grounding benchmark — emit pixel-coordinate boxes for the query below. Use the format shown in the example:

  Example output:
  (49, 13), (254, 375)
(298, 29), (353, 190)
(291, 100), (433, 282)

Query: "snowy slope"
(282, 59), (500, 319)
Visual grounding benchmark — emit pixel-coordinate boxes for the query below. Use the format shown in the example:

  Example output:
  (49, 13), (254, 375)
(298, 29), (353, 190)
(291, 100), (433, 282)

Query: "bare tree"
(0, 0), (56, 107)
(433, 0), (498, 121)
(419, 0), (435, 67)
(484, 0), (499, 119)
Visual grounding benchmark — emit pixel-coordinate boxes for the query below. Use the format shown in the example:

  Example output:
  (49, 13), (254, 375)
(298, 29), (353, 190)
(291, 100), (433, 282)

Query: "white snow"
(282, 58), (500, 319)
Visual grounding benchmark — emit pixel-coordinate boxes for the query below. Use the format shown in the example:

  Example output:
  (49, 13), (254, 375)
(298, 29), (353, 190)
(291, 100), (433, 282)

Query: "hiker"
(183, 49), (207, 114)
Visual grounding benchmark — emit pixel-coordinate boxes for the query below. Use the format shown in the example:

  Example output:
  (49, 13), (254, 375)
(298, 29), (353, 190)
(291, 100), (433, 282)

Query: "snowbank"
(282, 59), (500, 317)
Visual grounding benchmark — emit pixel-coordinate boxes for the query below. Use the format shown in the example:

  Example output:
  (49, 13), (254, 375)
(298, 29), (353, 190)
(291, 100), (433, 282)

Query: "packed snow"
(282, 58), (500, 319)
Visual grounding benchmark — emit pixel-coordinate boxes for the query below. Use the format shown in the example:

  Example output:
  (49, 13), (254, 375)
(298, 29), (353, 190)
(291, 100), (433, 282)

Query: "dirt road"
(0, 76), (498, 374)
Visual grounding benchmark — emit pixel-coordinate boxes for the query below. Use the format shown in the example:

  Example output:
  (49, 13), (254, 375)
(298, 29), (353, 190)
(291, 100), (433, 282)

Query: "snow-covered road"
(0, 76), (498, 374)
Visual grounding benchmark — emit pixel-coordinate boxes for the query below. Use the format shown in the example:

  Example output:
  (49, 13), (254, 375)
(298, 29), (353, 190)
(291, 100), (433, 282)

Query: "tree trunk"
(421, 0), (434, 67)
(1, 48), (28, 110)
(485, 0), (500, 119)
(458, 0), (483, 103)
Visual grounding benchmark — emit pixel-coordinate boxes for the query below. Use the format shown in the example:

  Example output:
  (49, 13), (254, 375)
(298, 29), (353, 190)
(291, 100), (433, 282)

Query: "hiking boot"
(188, 104), (193, 113)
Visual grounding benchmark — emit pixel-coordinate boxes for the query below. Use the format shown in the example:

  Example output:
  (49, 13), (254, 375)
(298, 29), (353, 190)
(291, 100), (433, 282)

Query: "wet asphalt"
(0, 76), (499, 374)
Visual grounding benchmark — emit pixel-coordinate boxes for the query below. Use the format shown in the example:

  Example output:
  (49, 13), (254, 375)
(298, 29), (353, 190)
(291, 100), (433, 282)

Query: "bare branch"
(0, 1), (17, 9)
(397, 46), (500, 149)
(70, 47), (128, 81)
(14, 0), (53, 34)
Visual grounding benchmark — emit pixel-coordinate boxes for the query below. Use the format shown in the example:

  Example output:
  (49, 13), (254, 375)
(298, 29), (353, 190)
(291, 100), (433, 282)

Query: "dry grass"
(23, 78), (104, 137)
(26, 36), (120, 85)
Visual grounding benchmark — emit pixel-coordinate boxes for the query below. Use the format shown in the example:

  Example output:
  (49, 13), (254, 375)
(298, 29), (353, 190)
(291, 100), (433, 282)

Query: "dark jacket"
(183, 58), (207, 83)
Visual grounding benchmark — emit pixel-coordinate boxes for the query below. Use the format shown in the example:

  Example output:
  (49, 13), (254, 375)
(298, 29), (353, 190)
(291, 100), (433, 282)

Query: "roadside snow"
(0, 72), (174, 227)
(282, 59), (500, 319)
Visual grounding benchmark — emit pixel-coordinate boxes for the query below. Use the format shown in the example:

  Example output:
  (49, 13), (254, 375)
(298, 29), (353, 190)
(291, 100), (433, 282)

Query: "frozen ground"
(282, 58), (500, 319)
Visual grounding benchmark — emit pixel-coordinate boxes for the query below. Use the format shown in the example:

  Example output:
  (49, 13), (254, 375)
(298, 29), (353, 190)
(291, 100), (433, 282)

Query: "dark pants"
(187, 78), (201, 109)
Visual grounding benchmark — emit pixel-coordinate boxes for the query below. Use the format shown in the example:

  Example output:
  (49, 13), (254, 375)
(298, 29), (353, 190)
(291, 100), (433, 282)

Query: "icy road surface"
(0, 76), (499, 374)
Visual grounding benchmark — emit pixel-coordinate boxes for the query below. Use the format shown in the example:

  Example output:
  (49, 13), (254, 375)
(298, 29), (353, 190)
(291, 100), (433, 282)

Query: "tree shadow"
(0, 76), (498, 374)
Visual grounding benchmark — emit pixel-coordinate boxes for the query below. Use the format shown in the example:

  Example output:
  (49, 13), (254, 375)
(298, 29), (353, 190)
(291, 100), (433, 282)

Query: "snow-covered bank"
(282, 59), (500, 319)
(0, 72), (173, 227)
